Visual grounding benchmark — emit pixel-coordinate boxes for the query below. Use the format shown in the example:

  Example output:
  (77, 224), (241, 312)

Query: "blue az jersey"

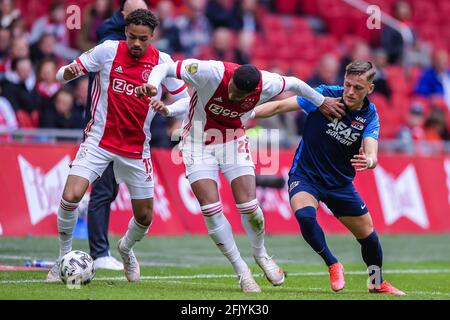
(290, 85), (380, 188)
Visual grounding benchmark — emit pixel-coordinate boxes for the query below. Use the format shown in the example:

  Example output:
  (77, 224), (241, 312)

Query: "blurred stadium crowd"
(0, 0), (449, 153)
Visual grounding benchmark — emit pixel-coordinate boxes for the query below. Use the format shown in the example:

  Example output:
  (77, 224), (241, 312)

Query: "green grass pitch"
(1, 234), (450, 300)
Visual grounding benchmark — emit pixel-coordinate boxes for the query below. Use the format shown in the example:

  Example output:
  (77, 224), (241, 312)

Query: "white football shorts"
(181, 135), (255, 184)
(69, 140), (154, 199)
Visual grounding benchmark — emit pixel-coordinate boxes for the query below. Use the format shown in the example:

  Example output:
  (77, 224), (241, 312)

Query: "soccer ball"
(59, 250), (95, 285)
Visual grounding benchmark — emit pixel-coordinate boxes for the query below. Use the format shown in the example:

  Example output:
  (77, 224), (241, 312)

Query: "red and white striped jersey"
(174, 59), (287, 144)
(75, 40), (187, 158)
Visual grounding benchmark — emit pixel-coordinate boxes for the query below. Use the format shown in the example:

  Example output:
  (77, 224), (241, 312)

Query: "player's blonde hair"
(345, 61), (376, 83)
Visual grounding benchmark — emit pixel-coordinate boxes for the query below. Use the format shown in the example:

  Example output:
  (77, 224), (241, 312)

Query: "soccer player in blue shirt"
(254, 61), (405, 295)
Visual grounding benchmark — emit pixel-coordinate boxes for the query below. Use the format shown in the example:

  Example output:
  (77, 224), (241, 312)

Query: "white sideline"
(1, 268), (450, 284)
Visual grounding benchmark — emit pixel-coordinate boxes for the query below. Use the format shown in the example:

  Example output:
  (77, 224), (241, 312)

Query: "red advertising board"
(0, 143), (449, 236)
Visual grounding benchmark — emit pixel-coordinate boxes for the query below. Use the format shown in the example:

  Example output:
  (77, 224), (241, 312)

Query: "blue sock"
(295, 207), (338, 267)
(357, 231), (384, 284)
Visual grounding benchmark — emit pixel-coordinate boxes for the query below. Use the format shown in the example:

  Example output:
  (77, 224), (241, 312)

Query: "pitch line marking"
(1, 268), (450, 285)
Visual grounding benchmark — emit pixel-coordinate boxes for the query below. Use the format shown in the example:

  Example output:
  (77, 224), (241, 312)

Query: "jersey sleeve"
(259, 71), (286, 101)
(173, 59), (216, 88)
(75, 40), (115, 73)
(363, 111), (380, 139)
(159, 52), (188, 96)
(296, 85), (327, 113)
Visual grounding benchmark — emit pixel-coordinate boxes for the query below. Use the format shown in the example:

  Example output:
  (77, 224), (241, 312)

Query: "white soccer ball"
(59, 250), (95, 285)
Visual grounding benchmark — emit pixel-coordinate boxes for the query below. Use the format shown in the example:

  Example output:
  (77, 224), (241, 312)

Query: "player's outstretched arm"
(351, 137), (378, 171)
(56, 63), (85, 84)
(255, 95), (345, 120)
(254, 96), (299, 119)
(146, 62), (177, 92)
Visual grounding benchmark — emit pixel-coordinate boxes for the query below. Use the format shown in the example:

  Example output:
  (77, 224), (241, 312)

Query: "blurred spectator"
(30, 33), (63, 67)
(175, 0), (211, 56)
(40, 87), (83, 129)
(203, 27), (236, 61)
(424, 108), (450, 142)
(0, 85), (18, 130)
(236, 0), (260, 33)
(206, 0), (240, 30)
(0, 0), (21, 28)
(11, 35), (29, 58)
(3, 35), (29, 78)
(36, 58), (61, 100)
(77, 0), (114, 52)
(381, 0), (415, 64)
(396, 104), (426, 152)
(372, 49), (391, 98)
(338, 41), (371, 82)
(10, 16), (28, 39)
(0, 26), (10, 79)
(415, 49), (450, 110)
(29, 1), (79, 61)
(154, 0), (182, 54)
(307, 54), (339, 87)
(2, 57), (40, 114)
(235, 31), (254, 65)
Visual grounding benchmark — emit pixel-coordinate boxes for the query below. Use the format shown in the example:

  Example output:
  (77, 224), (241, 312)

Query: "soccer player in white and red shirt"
(138, 59), (344, 292)
(47, 9), (189, 283)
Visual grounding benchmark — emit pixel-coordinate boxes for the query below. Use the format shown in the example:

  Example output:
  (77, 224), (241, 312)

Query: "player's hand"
(351, 147), (373, 172)
(136, 83), (158, 98)
(150, 98), (169, 116)
(65, 63), (84, 77)
(318, 97), (345, 121)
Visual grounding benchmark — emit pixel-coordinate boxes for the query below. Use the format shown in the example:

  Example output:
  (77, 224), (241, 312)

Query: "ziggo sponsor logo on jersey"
(112, 78), (141, 96)
(208, 104), (247, 118)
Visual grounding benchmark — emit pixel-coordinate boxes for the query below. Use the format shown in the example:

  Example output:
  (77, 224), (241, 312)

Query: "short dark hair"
(345, 60), (376, 83)
(125, 9), (159, 31)
(233, 64), (261, 92)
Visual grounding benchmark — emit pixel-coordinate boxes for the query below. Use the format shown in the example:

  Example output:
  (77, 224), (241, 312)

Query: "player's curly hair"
(125, 8), (159, 31)
(233, 64), (261, 92)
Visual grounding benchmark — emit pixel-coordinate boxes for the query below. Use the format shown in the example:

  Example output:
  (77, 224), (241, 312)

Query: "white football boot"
(94, 255), (124, 270)
(254, 254), (285, 286)
(238, 269), (261, 293)
(46, 260), (61, 283)
(117, 238), (140, 282)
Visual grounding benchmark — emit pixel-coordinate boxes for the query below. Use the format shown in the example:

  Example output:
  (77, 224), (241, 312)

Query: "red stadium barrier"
(0, 143), (449, 236)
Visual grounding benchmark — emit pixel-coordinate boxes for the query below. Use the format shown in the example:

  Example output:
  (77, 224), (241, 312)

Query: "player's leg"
(184, 140), (260, 292)
(58, 174), (91, 258)
(288, 176), (344, 291)
(114, 157), (154, 282)
(88, 163), (122, 270)
(47, 143), (112, 282)
(329, 185), (405, 295)
(117, 196), (153, 282)
(228, 171), (285, 286)
(190, 175), (259, 292)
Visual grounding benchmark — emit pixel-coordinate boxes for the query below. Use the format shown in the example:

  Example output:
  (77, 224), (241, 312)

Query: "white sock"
(120, 218), (150, 254)
(202, 202), (248, 275)
(58, 199), (79, 258)
(237, 199), (267, 257)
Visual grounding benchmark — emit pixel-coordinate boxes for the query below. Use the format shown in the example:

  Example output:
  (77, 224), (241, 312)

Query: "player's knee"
(62, 189), (84, 204)
(357, 230), (379, 245)
(294, 206), (317, 227)
(136, 211), (152, 227)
